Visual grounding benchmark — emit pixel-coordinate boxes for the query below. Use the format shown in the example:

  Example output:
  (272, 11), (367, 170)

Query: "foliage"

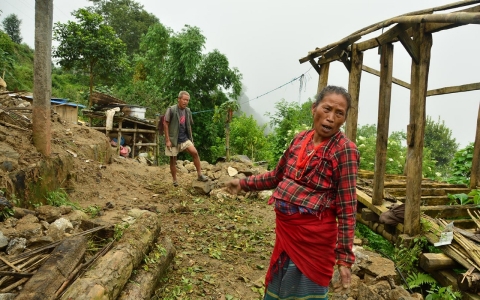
(447, 189), (480, 205)
(131, 24), (242, 162)
(355, 223), (395, 257)
(424, 116), (458, 168)
(53, 8), (127, 107)
(88, 0), (159, 56)
(406, 272), (436, 290)
(83, 205), (101, 218)
(447, 142), (474, 185)
(355, 124), (438, 178)
(425, 285), (462, 300)
(45, 189), (80, 209)
(0, 206), (14, 221)
(0, 31), (35, 91)
(393, 236), (427, 277)
(211, 113), (271, 162)
(265, 99), (314, 165)
(2, 14), (22, 44)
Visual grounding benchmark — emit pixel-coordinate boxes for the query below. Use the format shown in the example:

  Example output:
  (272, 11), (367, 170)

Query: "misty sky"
(1, 0), (479, 147)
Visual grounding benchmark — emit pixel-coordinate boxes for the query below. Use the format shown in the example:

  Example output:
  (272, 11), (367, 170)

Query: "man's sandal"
(197, 174), (209, 182)
(173, 181), (179, 187)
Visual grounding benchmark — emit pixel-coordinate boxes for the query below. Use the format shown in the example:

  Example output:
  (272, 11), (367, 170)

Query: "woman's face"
(311, 93), (348, 142)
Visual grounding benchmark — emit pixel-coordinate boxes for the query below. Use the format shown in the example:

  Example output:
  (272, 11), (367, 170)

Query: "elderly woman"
(227, 85), (359, 299)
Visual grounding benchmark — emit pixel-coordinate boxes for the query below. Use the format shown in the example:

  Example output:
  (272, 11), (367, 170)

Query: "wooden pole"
(373, 43), (394, 206)
(317, 63), (330, 95)
(405, 25), (432, 236)
(470, 103), (480, 189)
(32, 0), (53, 157)
(346, 44), (363, 141)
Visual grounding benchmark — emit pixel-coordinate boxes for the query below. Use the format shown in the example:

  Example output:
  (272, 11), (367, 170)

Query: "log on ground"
(60, 210), (162, 300)
(15, 235), (87, 300)
(118, 236), (176, 299)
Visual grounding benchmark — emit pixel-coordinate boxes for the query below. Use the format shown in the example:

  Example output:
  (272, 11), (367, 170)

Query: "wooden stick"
(0, 271), (34, 278)
(0, 256), (22, 272)
(0, 120), (30, 131)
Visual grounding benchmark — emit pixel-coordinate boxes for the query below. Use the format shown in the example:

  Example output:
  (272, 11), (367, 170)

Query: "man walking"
(164, 91), (209, 186)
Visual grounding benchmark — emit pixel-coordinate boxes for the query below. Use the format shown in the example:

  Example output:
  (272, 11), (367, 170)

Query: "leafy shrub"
(447, 143), (474, 185)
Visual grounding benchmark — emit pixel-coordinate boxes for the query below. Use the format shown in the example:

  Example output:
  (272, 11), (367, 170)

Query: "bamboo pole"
(299, 0), (480, 63)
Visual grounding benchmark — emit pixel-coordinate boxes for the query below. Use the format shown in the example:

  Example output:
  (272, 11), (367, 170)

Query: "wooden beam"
(471, 103), (480, 189)
(426, 4), (480, 33)
(362, 65), (411, 89)
(397, 28), (420, 64)
(299, 1), (480, 64)
(427, 82), (480, 96)
(300, 36), (360, 64)
(309, 58), (321, 75)
(340, 52), (352, 72)
(391, 12), (480, 25)
(346, 44), (363, 141)
(420, 253), (459, 272)
(317, 50), (344, 65)
(356, 5), (480, 52)
(373, 43), (394, 206)
(317, 63), (330, 94)
(405, 25), (432, 236)
(375, 24), (406, 46)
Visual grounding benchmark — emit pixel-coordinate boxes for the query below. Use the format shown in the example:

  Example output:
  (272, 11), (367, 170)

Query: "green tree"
(424, 116), (458, 168)
(88, 0), (159, 56)
(53, 9), (127, 107)
(131, 24), (242, 162)
(2, 14), (22, 44)
(266, 99), (314, 164)
(0, 30), (15, 75)
(447, 143), (474, 185)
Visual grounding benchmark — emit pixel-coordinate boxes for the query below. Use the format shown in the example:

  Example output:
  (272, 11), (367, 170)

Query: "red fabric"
(265, 208), (338, 288)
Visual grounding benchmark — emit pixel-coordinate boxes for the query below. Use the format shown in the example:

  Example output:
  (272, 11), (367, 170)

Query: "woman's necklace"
(295, 131), (327, 180)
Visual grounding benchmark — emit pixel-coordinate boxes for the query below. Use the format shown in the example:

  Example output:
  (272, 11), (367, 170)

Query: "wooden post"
(117, 119), (123, 156)
(471, 102), (480, 189)
(32, 0), (53, 157)
(317, 63), (330, 94)
(405, 25), (432, 236)
(346, 44), (363, 141)
(372, 43), (394, 205)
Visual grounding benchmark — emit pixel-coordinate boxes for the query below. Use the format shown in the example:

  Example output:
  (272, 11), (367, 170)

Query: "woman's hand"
(226, 179), (242, 195)
(333, 265), (351, 292)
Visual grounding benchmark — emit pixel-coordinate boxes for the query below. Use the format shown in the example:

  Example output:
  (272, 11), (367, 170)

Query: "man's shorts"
(165, 140), (194, 156)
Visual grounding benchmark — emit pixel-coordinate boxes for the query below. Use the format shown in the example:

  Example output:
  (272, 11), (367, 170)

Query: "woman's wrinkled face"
(311, 93), (348, 142)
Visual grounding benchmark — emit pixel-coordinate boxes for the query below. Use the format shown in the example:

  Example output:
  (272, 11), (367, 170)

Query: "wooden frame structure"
(300, 0), (480, 237)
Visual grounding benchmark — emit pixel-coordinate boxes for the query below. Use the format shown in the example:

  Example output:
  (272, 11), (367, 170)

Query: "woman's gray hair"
(313, 85), (352, 114)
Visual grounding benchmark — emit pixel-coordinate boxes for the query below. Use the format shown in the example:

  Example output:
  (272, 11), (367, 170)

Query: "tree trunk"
(32, 0), (53, 157)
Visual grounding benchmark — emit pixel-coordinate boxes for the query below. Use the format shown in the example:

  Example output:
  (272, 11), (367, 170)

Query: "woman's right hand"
(226, 179), (242, 195)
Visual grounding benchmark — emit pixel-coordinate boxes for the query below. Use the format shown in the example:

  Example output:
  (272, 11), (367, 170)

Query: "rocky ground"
(0, 96), (424, 299)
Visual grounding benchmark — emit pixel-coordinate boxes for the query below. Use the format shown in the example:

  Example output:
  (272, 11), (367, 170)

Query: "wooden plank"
(346, 44), (363, 141)
(317, 51), (344, 65)
(421, 204), (480, 219)
(427, 82), (480, 96)
(385, 187), (471, 197)
(420, 253), (459, 272)
(317, 63), (330, 94)
(471, 103), (480, 189)
(430, 269), (460, 293)
(361, 208), (379, 222)
(373, 43), (394, 206)
(362, 65), (411, 89)
(405, 25), (432, 236)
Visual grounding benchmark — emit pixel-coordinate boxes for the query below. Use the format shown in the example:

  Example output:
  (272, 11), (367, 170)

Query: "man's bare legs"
(169, 156), (177, 183)
(185, 144), (203, 177)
